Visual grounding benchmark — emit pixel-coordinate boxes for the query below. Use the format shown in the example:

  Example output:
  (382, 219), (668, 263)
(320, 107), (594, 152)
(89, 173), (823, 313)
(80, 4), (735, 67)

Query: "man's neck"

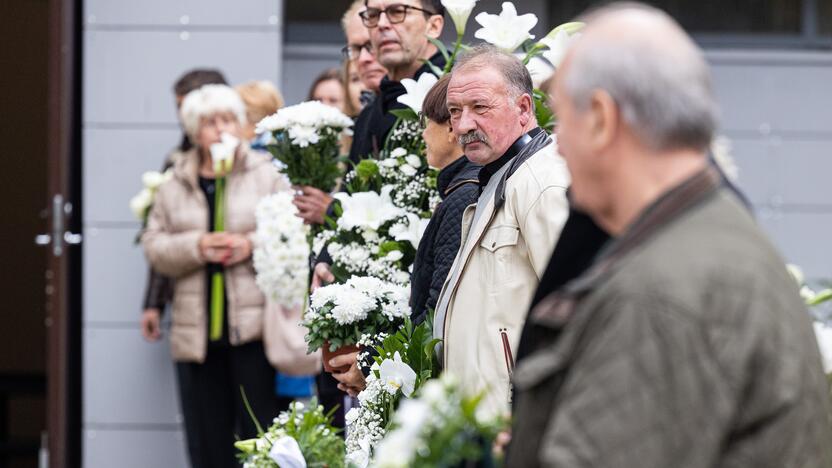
(599, 149), (708, 236)
(387, 43), (438, 82)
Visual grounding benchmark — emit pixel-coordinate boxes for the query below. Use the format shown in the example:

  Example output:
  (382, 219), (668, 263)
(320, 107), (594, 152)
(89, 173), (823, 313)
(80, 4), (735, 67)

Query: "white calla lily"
(210, 132), (239, 175)
(141, 170), (172, 190)
(379, 351), (417, 397)
(268, 436), (307, 468)
(474, 2), (537, 52)
(396, 73), (439, 113)
(442, 0), (478, 35)
(129, 188), (153, 220)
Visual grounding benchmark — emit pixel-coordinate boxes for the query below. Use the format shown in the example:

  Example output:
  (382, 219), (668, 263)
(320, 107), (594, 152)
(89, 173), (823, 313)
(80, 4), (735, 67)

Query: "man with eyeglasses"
(345, 0), (446, 162)
(341, 0), (387, 102)
(317, 0), (447, 396)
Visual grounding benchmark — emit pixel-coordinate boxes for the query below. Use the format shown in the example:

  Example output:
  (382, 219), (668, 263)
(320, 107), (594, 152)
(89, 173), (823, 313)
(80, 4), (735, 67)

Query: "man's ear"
(587, 89), (618, 152)
(446, 121), (456, 143)
(425, 14), (444, 40)
(517, 93), (535, 127)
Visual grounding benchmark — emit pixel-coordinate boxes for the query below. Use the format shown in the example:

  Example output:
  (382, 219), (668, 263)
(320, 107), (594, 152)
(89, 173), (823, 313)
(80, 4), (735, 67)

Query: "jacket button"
(492, 242), (496, 248)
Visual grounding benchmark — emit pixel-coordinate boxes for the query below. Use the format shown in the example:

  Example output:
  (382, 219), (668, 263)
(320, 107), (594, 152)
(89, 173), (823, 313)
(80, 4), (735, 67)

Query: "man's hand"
(329, 351), (366, 397)
(311, 263), (334, 291)
(199, 232), (232, 263)
(140, 308), (162, 342)
(222, 233), (253, 266)
(292, 186), (334, 225)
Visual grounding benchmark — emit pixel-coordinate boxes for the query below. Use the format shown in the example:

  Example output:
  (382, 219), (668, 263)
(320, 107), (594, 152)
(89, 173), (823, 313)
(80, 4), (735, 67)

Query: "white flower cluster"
(304, 276), (410, 333)
(372, 375), (466, 468)
(329, 240), (411, 285)
(252, 192), (311, 309)
(256, 100), (353, 148)
(378, 148), (440, 215)
(346, 352), (418, 467)
(129, 169), (173, 220)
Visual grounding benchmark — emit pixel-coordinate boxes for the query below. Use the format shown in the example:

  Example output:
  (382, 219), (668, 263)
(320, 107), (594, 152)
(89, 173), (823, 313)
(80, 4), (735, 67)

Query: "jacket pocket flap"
(479, 225), (519, 252)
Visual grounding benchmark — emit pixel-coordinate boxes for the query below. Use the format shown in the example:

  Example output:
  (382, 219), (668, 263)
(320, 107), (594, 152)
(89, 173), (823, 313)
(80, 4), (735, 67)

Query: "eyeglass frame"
(341, 41), (373, 61)
(358, 3), (437, 28)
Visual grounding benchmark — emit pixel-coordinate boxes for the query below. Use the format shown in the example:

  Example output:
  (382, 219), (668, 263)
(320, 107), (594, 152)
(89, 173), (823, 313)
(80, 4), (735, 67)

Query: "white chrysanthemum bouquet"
(256, 100), (353, 192)
(302, 276), (410, 369)
(252, 191), (311, 309)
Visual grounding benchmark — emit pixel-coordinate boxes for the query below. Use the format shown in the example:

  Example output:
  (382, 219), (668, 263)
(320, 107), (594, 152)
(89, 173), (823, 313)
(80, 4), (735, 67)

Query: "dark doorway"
(0, 1), (50, 467)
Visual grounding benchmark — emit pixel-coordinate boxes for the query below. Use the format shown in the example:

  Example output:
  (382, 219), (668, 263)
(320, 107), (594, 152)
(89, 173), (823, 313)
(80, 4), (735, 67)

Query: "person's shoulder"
(510, 139), (570, 194)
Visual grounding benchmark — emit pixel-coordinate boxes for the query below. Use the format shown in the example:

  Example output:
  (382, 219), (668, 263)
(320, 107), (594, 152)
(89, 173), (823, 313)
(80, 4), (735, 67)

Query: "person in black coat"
(410, 73), (480, 324)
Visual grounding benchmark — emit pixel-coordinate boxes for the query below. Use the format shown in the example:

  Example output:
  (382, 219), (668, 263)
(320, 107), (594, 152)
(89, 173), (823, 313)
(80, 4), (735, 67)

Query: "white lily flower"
(525, 56), (554, 89)
(379, 351), (417, 396)
(268, 436), (307, 468)
(334, 186), (405, 231)
(474, 2), (537, 52)
(129, 188), (153, 220)
(813, 321), (832, 374)
(396, 73), (439, 113)
(389, 213), (430, 248)
(540, 29), (581, 69)
(442, 0), (478, 35)
(210, 132), (239, 175)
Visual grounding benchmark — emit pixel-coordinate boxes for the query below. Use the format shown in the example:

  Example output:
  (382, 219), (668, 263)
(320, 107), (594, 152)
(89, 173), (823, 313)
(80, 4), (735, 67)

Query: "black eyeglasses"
(359, 4), (436, 28)
(341, 41), (373, 61)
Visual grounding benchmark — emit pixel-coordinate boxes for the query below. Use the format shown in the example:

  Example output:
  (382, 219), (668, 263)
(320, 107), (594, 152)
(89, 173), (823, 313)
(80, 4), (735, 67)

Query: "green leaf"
(389, 107), (419, 121)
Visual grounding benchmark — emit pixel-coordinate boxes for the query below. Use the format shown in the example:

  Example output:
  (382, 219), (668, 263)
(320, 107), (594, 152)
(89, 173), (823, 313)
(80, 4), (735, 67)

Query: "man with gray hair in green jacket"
(507, 3), (832, 467)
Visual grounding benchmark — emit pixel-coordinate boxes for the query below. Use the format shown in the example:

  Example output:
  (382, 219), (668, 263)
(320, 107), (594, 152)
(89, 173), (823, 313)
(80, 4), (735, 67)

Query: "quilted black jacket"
(409, 156), (481, 324)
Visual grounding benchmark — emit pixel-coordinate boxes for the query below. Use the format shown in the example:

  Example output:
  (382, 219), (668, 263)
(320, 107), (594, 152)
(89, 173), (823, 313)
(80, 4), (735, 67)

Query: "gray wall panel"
(759, 212), (832, 279)
(83, 328), (182, 425)
(709, 59), (832, 134)
(83, 428), (187, 468)
(84, 29), (280, 124)
(83, 127), (182, 224)
(83, 227), (148, 324)
(85, 0), (279, 26)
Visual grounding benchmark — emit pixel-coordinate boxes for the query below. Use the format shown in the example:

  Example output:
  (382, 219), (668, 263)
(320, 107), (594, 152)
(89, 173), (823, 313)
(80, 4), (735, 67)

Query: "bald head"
(560, 3), (718, 151)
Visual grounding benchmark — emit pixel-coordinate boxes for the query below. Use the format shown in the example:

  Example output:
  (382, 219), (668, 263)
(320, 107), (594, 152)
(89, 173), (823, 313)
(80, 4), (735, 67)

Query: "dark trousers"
(175, 341), (287, 468)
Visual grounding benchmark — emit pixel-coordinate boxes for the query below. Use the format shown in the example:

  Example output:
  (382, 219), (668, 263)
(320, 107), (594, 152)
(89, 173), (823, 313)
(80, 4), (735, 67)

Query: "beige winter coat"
(437, 139), (570, 417)
(142, 145), (288, 362)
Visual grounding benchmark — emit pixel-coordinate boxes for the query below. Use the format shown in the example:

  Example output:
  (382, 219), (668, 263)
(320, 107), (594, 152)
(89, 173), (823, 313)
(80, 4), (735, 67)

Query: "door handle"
(33, 194), (81, 256)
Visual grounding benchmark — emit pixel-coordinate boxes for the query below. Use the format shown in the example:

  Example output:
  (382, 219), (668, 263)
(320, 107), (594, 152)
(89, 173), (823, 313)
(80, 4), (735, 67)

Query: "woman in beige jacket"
(142, 84), (288, 468)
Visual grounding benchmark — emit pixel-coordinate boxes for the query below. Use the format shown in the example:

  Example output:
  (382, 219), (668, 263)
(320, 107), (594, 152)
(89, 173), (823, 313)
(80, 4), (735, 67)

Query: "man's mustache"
(458, 131), (489, 147)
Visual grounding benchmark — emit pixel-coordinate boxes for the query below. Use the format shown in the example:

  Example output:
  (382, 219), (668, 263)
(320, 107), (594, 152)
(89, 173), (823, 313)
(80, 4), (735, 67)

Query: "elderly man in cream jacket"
(434, 45), (570, 416)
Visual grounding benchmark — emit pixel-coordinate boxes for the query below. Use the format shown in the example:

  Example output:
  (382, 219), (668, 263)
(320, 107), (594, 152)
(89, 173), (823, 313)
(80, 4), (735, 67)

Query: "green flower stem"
(210, 176), (226, 342)
(445, 32), (465, 74)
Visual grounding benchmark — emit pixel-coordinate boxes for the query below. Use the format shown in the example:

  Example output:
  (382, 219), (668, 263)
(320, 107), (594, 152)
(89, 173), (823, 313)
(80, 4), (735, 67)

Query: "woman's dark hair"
(307, 67), (344, 101)
(421, 73), (451, 124)
(173, 69), (228, 96)
(173, 69), (228, 151)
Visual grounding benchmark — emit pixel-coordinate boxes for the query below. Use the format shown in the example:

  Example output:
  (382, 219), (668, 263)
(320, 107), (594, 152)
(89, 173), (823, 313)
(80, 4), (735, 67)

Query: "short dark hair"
(173, 69), (228, 97)
(422, 73), (451, 123)
(363, 0), (445, 17)
(419, 0), (445, 17)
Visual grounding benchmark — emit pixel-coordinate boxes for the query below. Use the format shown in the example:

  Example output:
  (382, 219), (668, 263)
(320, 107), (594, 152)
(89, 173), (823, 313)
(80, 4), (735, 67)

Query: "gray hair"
(564, 3), (718, 151)
(179, 84), (247, 142)
(452, 44), (533, 100)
